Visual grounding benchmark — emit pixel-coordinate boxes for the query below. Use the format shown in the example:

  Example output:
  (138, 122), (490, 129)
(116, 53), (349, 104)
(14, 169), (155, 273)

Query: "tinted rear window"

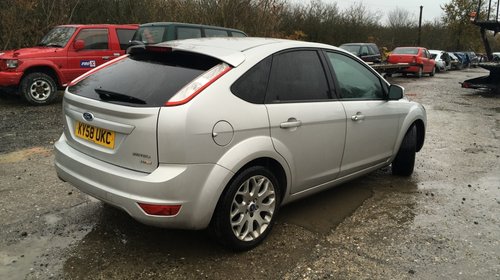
(68, 51), (220, 107)
(392, 48), (419, 55)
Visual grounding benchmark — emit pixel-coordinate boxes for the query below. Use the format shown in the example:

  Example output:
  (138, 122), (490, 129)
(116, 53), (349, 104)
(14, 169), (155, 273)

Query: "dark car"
(339, 43), (382, 63)
(131, 22), (247, 45)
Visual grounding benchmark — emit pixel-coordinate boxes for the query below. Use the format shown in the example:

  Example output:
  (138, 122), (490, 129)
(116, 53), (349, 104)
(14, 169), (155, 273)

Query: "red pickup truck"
(0, 24), (138, 105)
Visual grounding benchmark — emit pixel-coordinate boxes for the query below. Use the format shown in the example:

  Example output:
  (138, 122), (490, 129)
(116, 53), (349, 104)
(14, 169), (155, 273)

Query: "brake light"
(68, 55), (128, 86)
(138, 203), (181, 216)
(412, 56), (417, 64)
(145, 46), (172, 53)
(165, 63), (232, 106)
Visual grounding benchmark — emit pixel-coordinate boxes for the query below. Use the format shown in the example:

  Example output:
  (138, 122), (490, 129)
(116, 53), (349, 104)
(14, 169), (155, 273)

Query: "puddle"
(278, 182), (372, 233)
(0, 147), (51, 164)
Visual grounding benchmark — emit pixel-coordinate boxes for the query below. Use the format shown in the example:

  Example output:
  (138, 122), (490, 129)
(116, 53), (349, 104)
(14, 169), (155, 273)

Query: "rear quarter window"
(231, 57), (272, 104)
(116, 29), (136, 50)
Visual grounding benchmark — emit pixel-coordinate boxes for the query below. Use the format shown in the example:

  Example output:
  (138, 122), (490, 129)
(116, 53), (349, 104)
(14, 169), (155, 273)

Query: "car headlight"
(6, 59), (19, 68)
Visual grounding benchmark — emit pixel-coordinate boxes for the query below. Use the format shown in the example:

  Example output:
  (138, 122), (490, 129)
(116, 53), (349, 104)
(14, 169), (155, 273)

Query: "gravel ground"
(0, 68), (499, 280)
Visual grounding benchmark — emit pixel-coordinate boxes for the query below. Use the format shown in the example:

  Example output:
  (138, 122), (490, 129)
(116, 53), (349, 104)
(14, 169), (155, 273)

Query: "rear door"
(265, 49), (346, 194)
(66, 28), (117, 83)
(325, 51), (403, 176)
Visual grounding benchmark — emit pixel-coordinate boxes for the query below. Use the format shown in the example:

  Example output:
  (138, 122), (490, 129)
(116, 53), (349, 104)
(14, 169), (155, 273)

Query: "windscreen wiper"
(95, 88), (146, 104)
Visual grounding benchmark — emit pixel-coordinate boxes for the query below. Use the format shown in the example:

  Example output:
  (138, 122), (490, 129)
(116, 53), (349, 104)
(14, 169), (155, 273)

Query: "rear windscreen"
(68, 51), (220, 107)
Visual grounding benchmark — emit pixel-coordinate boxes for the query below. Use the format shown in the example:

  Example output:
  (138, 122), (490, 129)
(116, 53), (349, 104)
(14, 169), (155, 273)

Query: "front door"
(325, 51), (403, 176)
(66, 28), (116, 84)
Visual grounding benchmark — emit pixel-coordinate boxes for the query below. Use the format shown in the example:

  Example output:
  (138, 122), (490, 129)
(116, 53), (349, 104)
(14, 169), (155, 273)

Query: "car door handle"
(102, 56), (110, 60)
(351, 113), (365, 121)
(280, 119), (302, 129)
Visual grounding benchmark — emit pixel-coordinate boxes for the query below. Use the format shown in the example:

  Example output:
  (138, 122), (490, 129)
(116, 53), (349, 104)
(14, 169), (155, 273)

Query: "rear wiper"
(95, 89), (146, 104)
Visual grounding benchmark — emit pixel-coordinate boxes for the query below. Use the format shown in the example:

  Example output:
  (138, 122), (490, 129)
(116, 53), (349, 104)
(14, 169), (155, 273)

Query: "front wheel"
(392, 125), (417, 176)
(210, 166), (281, 251)
(20, 72), (57, 105)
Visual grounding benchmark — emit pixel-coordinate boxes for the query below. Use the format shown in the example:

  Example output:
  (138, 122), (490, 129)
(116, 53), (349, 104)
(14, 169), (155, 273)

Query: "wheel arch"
(392, 105), (427, 159)
(22, 65), (62, 88)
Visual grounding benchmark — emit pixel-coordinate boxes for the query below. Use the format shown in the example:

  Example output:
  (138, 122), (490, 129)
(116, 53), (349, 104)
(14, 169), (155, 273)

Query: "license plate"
(75, 121), (115, 149)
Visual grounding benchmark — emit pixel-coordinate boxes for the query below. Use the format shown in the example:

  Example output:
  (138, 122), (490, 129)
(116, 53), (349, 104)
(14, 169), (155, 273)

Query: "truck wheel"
(210, 166), (281, 251)
(20, 73), (57, 105)
(392, 125), (416, 176)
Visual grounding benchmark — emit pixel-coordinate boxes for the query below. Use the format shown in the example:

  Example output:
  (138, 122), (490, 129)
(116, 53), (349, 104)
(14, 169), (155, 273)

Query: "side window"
(267, 50), (330, 102)
(327, 52), (384, 100)
(177, 27), (202, 40)
(369, 45), (379, 55)
(205, 29), (229, 37)
(360, 46), (369, 55)
(75, 29), (109, 50)
(116, 29), (136, 50)
(231, 32), (246, 37)
(231, 57), (272, 104)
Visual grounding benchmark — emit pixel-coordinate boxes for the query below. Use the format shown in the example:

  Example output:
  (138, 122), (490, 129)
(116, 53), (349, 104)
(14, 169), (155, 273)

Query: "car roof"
(138, 22), (245, 33)
(340, 43), (376, 46)
(158, 37), (338, 67)
(57, 24), (138, 29)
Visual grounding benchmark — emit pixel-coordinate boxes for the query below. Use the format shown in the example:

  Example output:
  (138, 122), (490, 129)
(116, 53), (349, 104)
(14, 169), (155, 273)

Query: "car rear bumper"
(54, 134), (233, 230)
(0, 71), (23, 87)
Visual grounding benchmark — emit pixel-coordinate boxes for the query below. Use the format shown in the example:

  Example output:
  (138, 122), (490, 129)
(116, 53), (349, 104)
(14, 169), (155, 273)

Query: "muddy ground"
(0, 68), (499, 280)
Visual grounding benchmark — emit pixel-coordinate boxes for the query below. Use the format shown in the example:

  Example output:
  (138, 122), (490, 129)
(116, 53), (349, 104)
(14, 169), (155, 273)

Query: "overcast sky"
(298, 0), (451, 23)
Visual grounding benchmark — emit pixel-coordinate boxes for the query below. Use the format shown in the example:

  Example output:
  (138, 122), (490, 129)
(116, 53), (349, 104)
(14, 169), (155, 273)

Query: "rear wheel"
(210, 166), (281, 251)
(20, 72), (57, 105)
(392, 125), (417, 176)
(430, 66), (436, 77)
(416, 67), (423, 78)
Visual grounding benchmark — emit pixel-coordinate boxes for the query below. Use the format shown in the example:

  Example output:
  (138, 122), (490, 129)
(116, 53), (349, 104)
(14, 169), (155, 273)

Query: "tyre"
(416, 67), (423, 78)
(20, 72), (57, 105)
(430, 66), (436, 77)
(392, 125), (416, 176)
(210, 166), (281, 251)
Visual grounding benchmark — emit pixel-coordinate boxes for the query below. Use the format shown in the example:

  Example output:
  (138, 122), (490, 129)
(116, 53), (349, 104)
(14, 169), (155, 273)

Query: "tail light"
(138, 203), (181, 216)
(412, 56), (418, 64)
(165, 63), (232, 106)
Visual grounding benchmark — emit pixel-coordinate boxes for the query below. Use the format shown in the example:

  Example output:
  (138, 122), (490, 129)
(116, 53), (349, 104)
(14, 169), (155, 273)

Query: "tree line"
(1, 0), (499, 53)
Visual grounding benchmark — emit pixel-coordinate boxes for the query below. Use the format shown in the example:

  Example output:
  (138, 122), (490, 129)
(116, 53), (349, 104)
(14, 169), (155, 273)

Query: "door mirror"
(73, 40), (85, 51)
(388, 84), (404, 100)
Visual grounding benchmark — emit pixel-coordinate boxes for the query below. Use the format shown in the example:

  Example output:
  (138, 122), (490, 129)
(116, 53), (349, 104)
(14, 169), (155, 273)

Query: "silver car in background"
(54, 38), (426, 250)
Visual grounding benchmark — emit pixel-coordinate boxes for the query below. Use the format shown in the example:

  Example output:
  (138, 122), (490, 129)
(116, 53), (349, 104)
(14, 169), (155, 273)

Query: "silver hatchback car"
(55, 38), (426, 250)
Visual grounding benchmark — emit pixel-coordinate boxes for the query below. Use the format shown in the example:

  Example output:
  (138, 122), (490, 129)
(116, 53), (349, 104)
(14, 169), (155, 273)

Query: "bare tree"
(387, 7), (416, 28)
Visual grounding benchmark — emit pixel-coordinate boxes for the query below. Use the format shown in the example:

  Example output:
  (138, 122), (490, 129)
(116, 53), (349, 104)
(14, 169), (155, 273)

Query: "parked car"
(54, 38), (427, 250)
(429, 50), (451, 72)
(464, 51), (479, 67)
(492, 52), (500, 62)
(387, 47), (436, 77)
(339, 43), (382, 63)
(448, 52), (464, 70)
(0, 24), (138, 105)
(454, 52), (471, 68)
(130, 22), (247, 45)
